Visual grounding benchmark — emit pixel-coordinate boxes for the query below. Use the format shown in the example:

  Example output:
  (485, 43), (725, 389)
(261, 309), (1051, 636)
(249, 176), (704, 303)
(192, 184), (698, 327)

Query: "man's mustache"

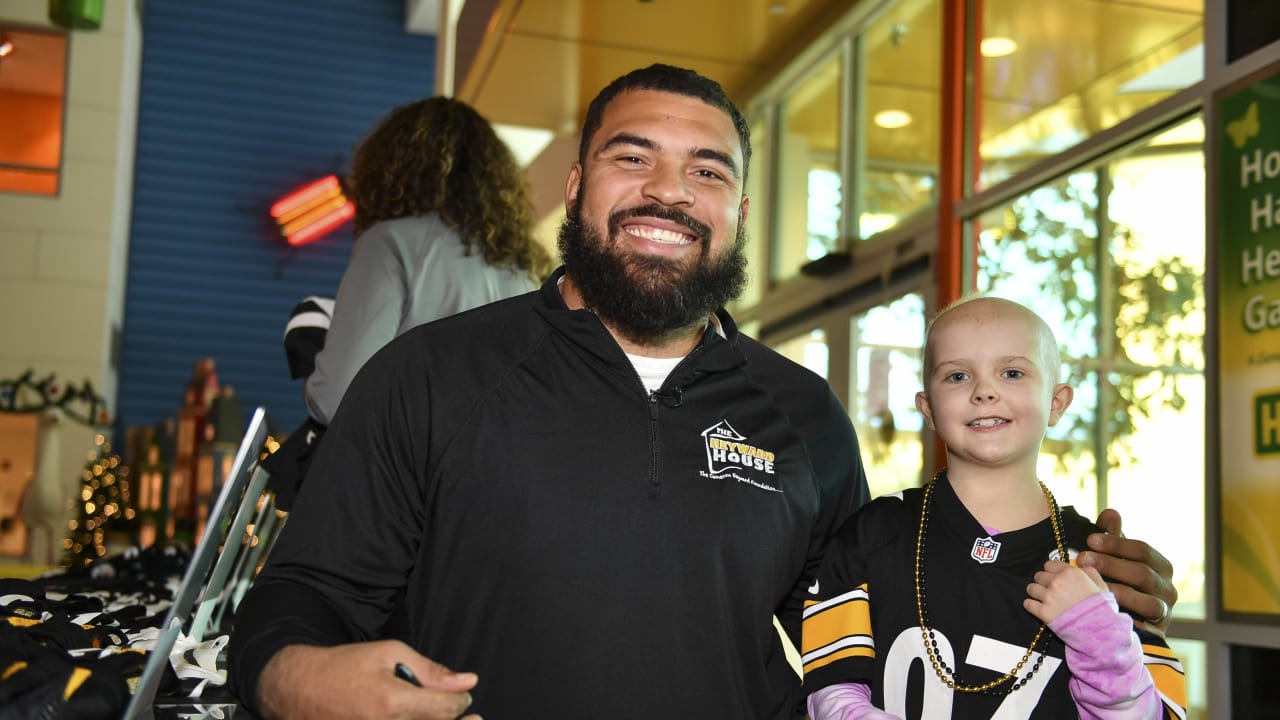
(608, 204), (710, 243)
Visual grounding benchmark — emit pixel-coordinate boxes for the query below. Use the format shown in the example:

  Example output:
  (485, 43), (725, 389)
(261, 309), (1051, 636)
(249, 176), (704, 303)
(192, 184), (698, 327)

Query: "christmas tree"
(63, 434), (134, 567)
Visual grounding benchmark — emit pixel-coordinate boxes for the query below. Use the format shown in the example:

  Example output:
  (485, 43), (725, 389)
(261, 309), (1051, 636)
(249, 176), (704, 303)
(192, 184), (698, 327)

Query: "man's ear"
(565, 163), (583, 213)
(915, 391), (935, 430)
(739, 195), (750, 227)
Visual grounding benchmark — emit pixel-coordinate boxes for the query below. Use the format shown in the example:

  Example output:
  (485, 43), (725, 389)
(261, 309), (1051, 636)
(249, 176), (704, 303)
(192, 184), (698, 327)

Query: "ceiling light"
(873, 110), (912, 129)
(1120, 43), (1203, 94)
(0, 41), (14, 58)
(493, 123), (555, 168)
(768, 3), (788, 14)
(980, 37), (1017, 58)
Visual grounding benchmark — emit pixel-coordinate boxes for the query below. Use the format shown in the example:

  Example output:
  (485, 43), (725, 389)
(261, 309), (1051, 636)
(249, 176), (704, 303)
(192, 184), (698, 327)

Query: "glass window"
(738, 118), (771, 310)
(1230, 644), (1280, 719)
(1168, 638), (1206, 720)
(1227, 0), (1280, 62)
(767, 293), (926, 500)
(772, 328), (829, 380)
(975, 115), (1207, 621)
(764, 0), (944, 285)
(0, 25), (67, 196)
(977, 0), (1203, 189)
(774, 53), (843, 283)
(850, 293), (926, 497)
(861, 0), (941, 238)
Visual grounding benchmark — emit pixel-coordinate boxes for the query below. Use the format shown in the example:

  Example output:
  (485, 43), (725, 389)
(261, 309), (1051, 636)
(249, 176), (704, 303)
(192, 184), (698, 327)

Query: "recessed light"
(493, 123), (556, 168)
(873, 109), (912, 129)
(980, 36), (1017, 58)
(768, 3), (788, 15)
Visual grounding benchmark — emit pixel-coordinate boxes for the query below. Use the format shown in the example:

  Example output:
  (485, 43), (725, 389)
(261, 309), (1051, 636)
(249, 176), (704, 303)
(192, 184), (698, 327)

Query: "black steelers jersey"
(801, 473), (1186, 719)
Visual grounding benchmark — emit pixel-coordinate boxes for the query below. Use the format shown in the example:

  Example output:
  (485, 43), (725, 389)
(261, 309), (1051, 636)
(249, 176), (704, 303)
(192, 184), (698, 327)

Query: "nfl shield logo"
(971, 537), (1001, 564)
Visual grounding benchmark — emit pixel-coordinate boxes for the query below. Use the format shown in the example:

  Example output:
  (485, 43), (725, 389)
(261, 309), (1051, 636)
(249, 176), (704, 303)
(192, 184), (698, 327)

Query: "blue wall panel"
(120, 0), (435, 435)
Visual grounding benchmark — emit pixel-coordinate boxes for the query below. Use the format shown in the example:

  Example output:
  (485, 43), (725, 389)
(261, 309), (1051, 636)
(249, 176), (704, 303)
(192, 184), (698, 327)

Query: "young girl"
(801, 296), (1186, 719)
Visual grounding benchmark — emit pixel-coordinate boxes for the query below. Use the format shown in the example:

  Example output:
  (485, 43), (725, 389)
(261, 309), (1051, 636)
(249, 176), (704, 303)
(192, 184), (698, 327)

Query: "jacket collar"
(534, 266), (746, 378)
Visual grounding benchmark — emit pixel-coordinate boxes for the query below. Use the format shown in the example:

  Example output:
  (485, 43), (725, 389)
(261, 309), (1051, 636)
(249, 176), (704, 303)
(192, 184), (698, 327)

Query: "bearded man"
(228, 64), (1177, 720)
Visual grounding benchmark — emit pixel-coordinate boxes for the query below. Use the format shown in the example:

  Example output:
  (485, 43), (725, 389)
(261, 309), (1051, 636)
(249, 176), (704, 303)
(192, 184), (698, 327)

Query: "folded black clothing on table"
(37, 544), (190, 597)
(1, 543), (199, 715)
(0, 622), (136, 720)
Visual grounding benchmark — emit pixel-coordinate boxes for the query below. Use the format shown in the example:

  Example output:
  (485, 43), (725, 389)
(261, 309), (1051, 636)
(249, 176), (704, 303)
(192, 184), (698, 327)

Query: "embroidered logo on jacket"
(700, 420), (781, 492)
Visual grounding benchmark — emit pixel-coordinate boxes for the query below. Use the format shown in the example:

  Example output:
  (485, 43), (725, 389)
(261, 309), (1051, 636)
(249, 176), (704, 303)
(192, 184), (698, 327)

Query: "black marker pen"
(394, 662), (423, 687)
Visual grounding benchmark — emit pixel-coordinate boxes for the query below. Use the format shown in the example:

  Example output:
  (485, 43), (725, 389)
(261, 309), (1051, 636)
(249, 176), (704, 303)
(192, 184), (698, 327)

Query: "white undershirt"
(558, 276), (727, 393)
(624, 315), (725, 392)
(626, 353), (684, 393)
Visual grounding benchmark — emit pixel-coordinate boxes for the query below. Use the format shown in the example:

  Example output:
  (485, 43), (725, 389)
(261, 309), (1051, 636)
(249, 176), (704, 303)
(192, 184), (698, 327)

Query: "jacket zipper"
(647, 392), (662, 491)
(586, 308), (707, 494)
(645, 346), (702, 493)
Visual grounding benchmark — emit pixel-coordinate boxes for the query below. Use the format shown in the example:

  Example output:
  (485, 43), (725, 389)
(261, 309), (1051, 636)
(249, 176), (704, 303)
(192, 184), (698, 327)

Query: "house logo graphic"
(700, 420), (781, 493)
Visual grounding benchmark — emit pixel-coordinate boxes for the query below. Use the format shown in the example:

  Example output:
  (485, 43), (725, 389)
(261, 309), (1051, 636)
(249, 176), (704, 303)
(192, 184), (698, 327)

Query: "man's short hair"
(578, 64), (752, 183)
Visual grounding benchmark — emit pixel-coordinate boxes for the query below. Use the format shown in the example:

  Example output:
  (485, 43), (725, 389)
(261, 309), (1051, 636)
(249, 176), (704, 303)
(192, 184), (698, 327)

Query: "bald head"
(922, 297), (1062, 385)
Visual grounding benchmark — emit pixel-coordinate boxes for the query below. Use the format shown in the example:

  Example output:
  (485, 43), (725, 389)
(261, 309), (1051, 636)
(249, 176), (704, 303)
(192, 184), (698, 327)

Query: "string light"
(62, 435), (132, 567)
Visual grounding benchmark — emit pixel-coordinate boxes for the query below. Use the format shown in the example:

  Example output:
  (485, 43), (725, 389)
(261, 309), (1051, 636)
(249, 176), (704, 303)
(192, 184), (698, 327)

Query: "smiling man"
(557, 85), (750, 351)
(227, 65), (1177, 720)
(230, 65), (870, 720)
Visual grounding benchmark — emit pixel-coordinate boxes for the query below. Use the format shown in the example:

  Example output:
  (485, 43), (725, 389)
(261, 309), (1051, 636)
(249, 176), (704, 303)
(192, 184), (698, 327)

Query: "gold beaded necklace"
(913, 468), (1067, 694)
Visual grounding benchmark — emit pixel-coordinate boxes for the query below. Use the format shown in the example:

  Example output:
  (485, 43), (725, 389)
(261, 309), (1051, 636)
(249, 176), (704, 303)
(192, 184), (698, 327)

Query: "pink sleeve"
(1048, 592), (1163, 720)
(807, 683), (902, 720)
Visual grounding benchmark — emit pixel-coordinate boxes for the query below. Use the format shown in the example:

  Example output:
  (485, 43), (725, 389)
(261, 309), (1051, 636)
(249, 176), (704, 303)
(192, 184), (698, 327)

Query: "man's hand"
(258, 640), (480, 720)
(1079, 508), (1178, 634)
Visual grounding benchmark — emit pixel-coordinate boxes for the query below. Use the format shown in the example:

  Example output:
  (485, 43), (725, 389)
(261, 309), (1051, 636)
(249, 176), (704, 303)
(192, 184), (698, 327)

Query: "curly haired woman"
(305, 97), (551, 425)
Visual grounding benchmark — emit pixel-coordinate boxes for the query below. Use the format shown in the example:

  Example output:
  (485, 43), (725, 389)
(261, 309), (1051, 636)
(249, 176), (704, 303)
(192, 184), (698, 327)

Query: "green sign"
(1218, 69), (1280, 616)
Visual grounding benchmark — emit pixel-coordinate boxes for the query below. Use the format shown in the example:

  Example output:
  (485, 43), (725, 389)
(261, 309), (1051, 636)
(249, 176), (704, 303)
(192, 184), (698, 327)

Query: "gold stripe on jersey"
(1144, 649), (1188, 713)
(801, 584), (873, 674)
(1143, 643), (1182, 664)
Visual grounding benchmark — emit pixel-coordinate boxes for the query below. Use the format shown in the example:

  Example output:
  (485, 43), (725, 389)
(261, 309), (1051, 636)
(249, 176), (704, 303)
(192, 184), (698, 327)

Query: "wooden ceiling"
(453, 0), (854, 135)
(444, 0), (1202, 222)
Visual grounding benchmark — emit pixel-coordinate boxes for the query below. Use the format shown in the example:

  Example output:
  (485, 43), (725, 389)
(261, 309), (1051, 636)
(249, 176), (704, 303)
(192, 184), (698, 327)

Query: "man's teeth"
(969, 418), (1006, 428)
(632, 226), (693, 244)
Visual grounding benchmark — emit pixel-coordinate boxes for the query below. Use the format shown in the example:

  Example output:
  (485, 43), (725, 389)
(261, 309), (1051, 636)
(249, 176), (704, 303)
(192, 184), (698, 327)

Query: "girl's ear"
(915, 391), (936, 430)
(1047, 383), (1074, 426)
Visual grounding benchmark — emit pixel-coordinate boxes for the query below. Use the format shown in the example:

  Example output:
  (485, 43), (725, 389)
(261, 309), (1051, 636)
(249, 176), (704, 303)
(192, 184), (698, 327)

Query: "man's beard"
(557, 195), (748, 345)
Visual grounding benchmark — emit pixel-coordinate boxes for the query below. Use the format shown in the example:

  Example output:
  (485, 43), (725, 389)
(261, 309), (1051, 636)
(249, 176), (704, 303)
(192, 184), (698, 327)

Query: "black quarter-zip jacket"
(229, 268), (870, 719)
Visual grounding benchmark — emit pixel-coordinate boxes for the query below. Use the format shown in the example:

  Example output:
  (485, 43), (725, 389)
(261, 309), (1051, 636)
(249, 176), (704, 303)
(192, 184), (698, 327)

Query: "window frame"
(0, 22), (70, 197)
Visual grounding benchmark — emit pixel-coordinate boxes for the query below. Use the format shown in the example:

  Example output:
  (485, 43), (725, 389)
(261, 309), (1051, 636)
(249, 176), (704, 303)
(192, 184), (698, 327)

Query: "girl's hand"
(1024, 560), (1108, 624)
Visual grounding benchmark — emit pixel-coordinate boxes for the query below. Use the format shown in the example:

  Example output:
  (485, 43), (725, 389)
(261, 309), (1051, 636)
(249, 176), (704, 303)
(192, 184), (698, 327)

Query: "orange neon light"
(271, 174), (353, 246)
(282, 194), (350, 237)
(271, 176), (341, 219)
(287, 202), (355, 246)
